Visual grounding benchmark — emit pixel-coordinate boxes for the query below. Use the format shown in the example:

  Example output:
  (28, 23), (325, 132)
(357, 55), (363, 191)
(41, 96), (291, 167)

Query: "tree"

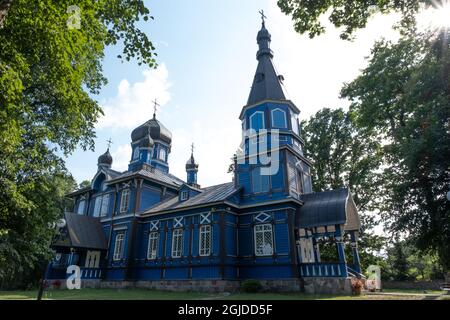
(301, 108), (385, 270)
(277, 0), (430, 39)
(0, 0), (156, 288)
(341, 30), (450, 271)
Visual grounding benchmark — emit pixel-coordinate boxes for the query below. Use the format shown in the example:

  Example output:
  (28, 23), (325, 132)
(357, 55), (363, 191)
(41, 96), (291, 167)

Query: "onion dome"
(131, 114), (172, 145)
(98, 148), (113, 167)
(186, 153), (199, 170)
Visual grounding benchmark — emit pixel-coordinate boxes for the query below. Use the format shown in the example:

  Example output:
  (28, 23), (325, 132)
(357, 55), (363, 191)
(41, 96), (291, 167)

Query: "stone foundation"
(47, 277), (352, 294)
(302, 277), (352, 295)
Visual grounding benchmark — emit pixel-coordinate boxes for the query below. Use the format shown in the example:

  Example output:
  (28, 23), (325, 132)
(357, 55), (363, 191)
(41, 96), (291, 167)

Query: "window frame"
(180, 190), (189, 201)
(147, 231), (159, 260)
(113, 233), (125, 261)
(291, 113), (299, 135)
(254, 223), (274, 256)
(271, 108), (287, 128)
(133, 146), (140, 160)
(100, 194), (110, 217)
(120, 189), (130, 213)
(249, 111), (265, 131)
(251, 166), (270, 194)
(199, 225), (212, 256)
(93, 196), (102, 217)
(77, 199), (86, 215)
(158, 147), (167, 162)
(171, 228), (183, 258)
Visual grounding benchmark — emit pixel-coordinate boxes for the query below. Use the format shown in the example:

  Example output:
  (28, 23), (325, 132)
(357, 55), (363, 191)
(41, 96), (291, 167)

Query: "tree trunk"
(0, 0), (13, 27)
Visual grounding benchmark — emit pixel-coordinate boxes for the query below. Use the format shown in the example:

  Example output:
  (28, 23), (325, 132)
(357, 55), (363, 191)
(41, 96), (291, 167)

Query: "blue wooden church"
(47, 17), (362, 294)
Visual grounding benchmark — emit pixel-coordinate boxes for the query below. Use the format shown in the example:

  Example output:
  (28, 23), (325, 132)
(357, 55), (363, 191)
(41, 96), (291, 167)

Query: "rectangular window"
(180, 190), (188, 201)
(147, 232), (159, 260)
(291, 114), (299, 135)
(171, 228), (183, 258)
(252, 167), (270, 193)
(93, 196), (102, 217)
(120, 189), (130, 213)
(77, 200), (85, 215)
(100, 194), (110, 217)
(254, 224), (274, 256)
(113, 233), (125, 261)
(159, 148), (167, 161)
(199, 225), (212, 256)
(288, 163), (298, 192)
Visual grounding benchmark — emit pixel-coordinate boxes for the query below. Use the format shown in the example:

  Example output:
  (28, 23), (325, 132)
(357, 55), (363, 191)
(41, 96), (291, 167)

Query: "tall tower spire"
(247, 12), (286, 105)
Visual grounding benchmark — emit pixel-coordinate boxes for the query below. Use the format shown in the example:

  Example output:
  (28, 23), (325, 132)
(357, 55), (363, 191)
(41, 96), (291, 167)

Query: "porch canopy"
(52, 212), (108, 251)
(296, 188), (360, 232)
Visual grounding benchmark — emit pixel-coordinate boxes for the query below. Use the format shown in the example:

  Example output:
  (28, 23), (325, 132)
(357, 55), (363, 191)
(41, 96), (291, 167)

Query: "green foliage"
(301, 108), (386, 270)
(0, 0), (156, 289)
(341, 30), (450, 271)
(240, 279), (263, 293)
(277, 0), (427, 39)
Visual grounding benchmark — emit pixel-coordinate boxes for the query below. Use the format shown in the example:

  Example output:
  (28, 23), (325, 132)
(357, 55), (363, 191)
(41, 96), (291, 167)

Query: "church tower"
(129, 104), (172, 173)
(236, 13), (313, 201)
(186, 143), (199, 187)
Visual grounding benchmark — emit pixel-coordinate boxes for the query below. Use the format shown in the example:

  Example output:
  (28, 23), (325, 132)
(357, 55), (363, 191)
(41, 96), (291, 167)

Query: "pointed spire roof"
(247, 17), (286, 105)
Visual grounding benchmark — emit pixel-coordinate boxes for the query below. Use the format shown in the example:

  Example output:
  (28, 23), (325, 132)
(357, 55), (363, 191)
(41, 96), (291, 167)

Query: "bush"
(241, 279), (263, 293)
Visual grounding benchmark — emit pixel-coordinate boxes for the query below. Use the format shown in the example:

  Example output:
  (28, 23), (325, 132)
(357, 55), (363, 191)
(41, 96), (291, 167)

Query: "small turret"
(186, 143), (199, 187)
(98, 148), (113, 169)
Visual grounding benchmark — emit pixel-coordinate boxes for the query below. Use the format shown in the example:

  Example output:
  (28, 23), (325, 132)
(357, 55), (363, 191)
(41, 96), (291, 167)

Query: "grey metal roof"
(144, 182), (240, 214)
(296, 188), (360, 231)
(108, 166), (184, 188)
(52, 212), (108, 250)
(247, 23), (286, 105)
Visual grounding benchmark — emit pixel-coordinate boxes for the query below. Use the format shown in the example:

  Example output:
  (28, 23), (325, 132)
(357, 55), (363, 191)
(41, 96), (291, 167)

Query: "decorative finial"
(106, 138), (113, 150)
(259, 9), (267, 26)
(191, 142), (195, 156)
(152, 99), (160, 118)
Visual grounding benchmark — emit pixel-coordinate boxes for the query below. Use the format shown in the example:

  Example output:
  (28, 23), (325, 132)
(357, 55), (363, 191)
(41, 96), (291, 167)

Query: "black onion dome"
(139, 136), (154, 148)
(186, 154), (199, 170)
(131, 115), (171, 145)
(98, 149), (113, 166)
(148, 116), (172, 145)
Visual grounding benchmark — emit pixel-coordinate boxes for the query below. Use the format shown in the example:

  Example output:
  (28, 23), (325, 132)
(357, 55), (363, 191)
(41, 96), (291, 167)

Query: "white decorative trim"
(254, 212), (271, 223)
(150, 220), (159, 231)
(173, 217), (183, 228)
(200, 212), (211, 224)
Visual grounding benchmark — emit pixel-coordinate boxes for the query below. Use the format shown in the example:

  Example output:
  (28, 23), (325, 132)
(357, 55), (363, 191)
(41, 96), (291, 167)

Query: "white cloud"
(111, 144), (131, 172)
(97, 63), (172, 129)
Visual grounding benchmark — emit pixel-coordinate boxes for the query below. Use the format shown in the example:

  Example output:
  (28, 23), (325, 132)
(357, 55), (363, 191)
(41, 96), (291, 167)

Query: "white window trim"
(249, 111), (265, 130)
(158, 147), (167, 161)
(147, 231), (159, 260)
(120, 189), (130, 213)
(254, 223), (274, 256)
(133, 147), (140, 160)
(100, 194), (110, 217)
(180, 190), (189, 201)
(77, 200), (86, 215)
(199, 225), (212, 256)
(113, 233), (125, 261)
(171, 228), (183, 258)
(271, 108), (287, 128)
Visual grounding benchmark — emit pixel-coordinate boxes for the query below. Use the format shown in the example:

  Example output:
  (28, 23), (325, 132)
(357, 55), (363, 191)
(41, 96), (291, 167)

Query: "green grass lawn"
(0, 288), (446, 300)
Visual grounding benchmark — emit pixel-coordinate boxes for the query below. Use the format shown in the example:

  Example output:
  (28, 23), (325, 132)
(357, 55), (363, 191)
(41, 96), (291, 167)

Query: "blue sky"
(65, 0), (404, 187)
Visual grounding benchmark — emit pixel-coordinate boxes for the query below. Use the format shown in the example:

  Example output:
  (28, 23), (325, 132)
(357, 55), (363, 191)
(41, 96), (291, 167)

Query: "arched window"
(77, 199), (85, 215)
(271, 109), (287, 128)
(133, 147), (140, 160)
(249, 111), (265, 131)
(113, 233), (125, 261)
